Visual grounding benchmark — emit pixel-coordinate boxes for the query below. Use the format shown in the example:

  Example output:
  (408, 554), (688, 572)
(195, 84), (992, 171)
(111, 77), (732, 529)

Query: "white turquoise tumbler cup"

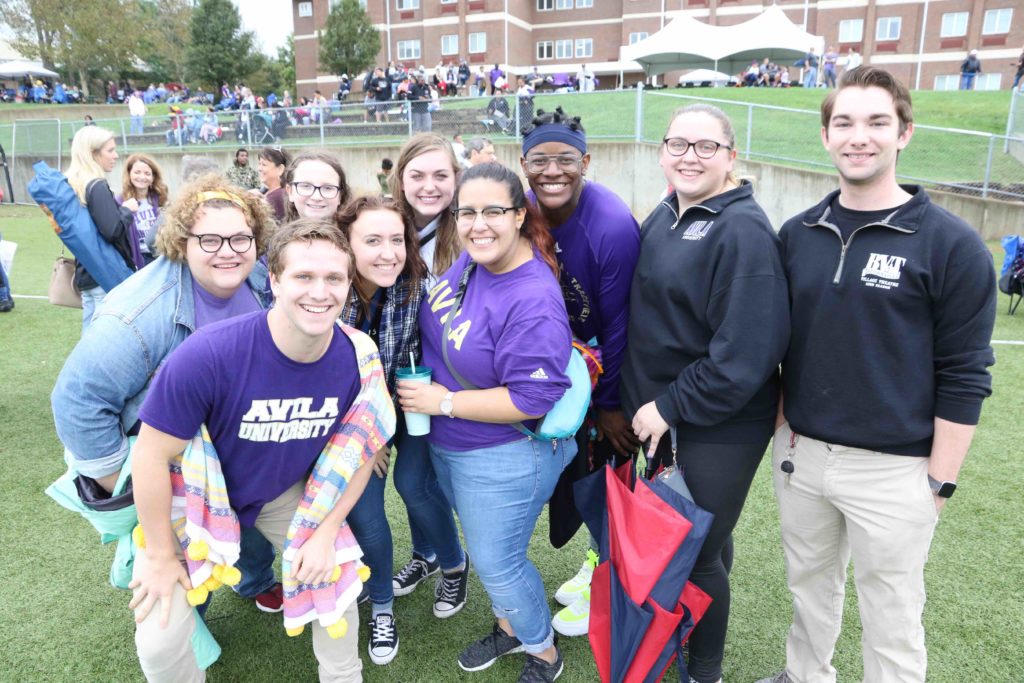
(396, 365), (432, 436)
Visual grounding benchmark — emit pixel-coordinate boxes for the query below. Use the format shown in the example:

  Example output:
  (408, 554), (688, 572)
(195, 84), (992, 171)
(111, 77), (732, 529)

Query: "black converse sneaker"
(518, 648), (564, 682)
(457, 622), (525, 672)
(392, 552), (440, 597)
(433, 551), (470, 618)
(367, 612), (399, 665)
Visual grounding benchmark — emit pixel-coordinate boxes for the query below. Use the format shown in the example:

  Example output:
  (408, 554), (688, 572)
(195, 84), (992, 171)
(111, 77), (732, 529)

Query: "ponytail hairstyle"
(455, 162), (558, 277)
(336, 193), (427, 322)
(664, 103), (739, 188)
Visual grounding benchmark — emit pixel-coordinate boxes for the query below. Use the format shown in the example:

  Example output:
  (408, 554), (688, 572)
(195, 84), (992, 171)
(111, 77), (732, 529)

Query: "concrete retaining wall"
(6, 141), (1023, 240)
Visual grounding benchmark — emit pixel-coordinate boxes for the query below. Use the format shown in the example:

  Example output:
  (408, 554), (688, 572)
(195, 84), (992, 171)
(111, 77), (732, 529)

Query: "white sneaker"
(368, 613), (399, 665)
(554, 548), (598, 606)
(552, 588), (590, 637)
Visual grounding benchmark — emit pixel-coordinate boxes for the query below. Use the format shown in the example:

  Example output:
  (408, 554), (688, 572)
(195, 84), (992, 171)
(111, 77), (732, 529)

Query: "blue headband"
(522, 123), (587, 156)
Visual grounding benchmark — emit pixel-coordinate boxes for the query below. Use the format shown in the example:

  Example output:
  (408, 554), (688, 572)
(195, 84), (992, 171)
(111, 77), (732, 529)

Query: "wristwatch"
(439, 391), (455, 418)
(928, 475), (957, 499)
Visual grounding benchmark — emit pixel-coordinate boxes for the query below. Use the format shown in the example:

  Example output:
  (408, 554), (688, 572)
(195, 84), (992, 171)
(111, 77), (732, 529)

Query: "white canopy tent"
(621, 6), (824, 79)
(677, 69), (737, 87)
(0, 60), (59, 79)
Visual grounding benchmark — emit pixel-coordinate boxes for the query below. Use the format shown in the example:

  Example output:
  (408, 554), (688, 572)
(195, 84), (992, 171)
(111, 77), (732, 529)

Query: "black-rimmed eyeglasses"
(190, 234), (255, 253)
(290, 182), (342, 199)
(662, 138), (732, 159)
(451, 206), (519, 226)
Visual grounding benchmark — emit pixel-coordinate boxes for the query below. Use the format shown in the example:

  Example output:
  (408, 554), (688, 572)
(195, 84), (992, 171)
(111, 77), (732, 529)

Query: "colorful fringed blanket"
(166, 324), (396, 635)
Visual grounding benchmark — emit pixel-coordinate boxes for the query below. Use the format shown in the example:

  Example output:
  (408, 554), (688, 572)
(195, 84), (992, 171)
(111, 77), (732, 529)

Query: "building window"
(537, 0), (553, 9)
(469, 32), (487, 53)
(555, 39), (573, 59)
(576, 0), (593, 7)
(575, 38), (593, 58)
(556, 0), (572, 9)
(838, 19), (863, 43)
(628, 32), (648, 45)
(536, 41), (554, 60)
(397, 0), (419, 9)
(975, 73), (1001, 90)
(298, 1), (312, 17)
(441, 34), (459, 55)
(933, 75), (958, 91)
(397, 39), (421, 60)
(940, 12), (968, 37)
(982, 8), (1012, 34)
(876, 17), (901, 41)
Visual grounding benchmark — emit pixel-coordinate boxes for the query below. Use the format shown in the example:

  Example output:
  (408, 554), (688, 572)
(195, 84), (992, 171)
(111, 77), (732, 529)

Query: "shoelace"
(371, 615), (395, 644)
(395, 558), (427, 583)
(435, 572), (461, 604)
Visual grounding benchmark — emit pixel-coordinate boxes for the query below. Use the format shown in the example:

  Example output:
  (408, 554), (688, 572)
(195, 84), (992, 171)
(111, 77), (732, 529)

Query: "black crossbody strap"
(440, 261), (534, 438)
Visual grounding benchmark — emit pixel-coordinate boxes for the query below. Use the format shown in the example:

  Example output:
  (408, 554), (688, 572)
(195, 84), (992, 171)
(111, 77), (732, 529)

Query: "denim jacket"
(51, 256), (271, 478)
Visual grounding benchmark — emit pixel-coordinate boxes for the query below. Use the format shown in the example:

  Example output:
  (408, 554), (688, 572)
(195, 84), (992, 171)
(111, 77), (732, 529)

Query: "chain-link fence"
(643, 90), (1024, 202)
(1, 87), (1021, 203)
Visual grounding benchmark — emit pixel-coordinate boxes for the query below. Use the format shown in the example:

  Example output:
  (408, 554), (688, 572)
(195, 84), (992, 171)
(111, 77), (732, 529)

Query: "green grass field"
(0, 203), (1021, 682)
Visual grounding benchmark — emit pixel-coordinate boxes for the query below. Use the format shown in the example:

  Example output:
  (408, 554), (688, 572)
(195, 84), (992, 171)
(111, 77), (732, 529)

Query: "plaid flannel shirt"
(341, 274), (424, 396)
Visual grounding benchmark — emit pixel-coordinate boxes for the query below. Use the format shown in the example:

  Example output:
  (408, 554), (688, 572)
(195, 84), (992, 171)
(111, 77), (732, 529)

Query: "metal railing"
(1, 87), (1021, 203)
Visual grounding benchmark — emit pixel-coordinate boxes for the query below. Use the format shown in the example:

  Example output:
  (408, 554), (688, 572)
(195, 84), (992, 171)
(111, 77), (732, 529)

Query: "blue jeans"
(803, 66), (818, 88)
(130, 115), (144, 135)
(960, 72), (977, 90)
(346, 463), (394, 604)
(430, 436), (576, 653)
(0, 233), (11, 303)
(81, 286), (105, 332)
(393, 420), (464, 570)
(235, 525), (277, 598)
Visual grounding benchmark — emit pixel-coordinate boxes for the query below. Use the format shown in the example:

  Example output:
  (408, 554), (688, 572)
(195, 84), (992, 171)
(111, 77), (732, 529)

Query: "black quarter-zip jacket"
(780, 185), (996, 456)
(621, 182), (790, 444)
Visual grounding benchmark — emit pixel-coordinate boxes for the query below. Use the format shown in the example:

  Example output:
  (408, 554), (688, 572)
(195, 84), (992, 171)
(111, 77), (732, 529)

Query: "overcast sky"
(232, 0), (293, 53)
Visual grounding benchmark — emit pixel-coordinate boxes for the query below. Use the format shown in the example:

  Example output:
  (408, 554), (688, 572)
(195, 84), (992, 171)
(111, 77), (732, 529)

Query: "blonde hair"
(390, 133), (461, 276)
(120, 153), (169, 207)
(66, 126), (115, 204)
(155, 173), (275, 262)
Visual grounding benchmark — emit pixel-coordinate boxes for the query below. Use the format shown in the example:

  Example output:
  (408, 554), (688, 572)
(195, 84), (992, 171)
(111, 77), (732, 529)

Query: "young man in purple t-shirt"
(129, 219), (385, 683)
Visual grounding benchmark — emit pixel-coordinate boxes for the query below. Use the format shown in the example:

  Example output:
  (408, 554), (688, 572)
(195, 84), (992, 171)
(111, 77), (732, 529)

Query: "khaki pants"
(133, 482), (363, 683)
(771, 423), (938, 683)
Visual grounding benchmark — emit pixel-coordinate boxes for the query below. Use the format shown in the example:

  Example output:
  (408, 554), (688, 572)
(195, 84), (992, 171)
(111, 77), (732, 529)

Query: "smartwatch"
(439, 391), (455, 418)
(928, 475), (957, 499)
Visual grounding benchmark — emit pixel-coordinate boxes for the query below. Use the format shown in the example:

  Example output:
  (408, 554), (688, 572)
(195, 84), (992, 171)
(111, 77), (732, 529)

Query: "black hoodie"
(779, 186), (996, 456)
(621, 182), (790, 444)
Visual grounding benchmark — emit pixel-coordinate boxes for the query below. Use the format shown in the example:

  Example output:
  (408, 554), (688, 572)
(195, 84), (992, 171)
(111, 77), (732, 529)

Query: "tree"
(136, 0), (193, 83)
(318, 0), (380, 80)
(186, 0), (258, 91)
(0, 0), (142, 97)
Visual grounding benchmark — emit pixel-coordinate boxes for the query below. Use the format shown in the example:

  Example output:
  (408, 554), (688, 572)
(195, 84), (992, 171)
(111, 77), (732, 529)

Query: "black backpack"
(998, 235), (1024, 315)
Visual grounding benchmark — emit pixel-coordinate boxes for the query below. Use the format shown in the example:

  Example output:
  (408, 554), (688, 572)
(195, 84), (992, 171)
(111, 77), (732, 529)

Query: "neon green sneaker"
(554, 548), (598, 606)
(552, 588), (590, 637)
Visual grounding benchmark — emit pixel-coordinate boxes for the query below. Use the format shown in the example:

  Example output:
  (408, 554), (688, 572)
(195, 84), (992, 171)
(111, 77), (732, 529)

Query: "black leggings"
(648, 437), (767, 683)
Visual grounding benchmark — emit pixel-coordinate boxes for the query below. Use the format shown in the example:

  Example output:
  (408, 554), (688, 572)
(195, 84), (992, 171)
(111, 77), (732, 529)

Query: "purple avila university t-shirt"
(192, 278), (262, 330)
(420, 251), (572, 451)
(140, 311), (360, 526)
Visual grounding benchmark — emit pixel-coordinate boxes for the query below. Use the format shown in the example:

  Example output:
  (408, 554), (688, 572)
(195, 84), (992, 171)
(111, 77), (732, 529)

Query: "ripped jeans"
(430, 436), (576, 653)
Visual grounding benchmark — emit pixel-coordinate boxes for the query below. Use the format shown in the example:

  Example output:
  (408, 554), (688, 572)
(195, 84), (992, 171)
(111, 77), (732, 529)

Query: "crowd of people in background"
(2, 62), (1000, 683)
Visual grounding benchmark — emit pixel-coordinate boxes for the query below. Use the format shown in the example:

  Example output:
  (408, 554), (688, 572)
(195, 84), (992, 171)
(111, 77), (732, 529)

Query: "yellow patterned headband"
(196, 190), (246, 209)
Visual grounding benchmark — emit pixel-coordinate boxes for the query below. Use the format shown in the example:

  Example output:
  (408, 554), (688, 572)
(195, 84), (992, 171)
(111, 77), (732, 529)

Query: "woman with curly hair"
(51, 173), (284, 613)
(117, 153), (169, 266)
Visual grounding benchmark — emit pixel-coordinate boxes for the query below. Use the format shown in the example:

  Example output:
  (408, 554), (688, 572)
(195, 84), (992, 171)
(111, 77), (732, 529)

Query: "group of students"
(51, 65), (996, 683)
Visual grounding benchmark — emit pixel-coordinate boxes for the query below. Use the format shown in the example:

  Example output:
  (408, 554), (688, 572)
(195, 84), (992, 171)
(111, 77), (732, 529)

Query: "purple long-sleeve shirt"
(529, 181), (639, 411)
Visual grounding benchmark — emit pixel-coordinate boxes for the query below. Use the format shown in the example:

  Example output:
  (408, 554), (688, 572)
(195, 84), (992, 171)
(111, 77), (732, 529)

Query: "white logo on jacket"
(682, 220), (714, 241)
(860, 253), (906, 290)
(530, 368), (549, 380)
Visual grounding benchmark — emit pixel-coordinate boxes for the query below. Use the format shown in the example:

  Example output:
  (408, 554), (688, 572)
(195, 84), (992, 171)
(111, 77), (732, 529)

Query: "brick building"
(292, 0), (1023, 97)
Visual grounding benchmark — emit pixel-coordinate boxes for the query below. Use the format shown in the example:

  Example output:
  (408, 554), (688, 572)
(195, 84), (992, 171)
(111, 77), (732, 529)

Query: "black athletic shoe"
(433, 551), (470, 618)
(457, 622), (524, 672)
(519, 649), (564, 682)
(0, 297), (13, 313)
(392, 552), (440, 597)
